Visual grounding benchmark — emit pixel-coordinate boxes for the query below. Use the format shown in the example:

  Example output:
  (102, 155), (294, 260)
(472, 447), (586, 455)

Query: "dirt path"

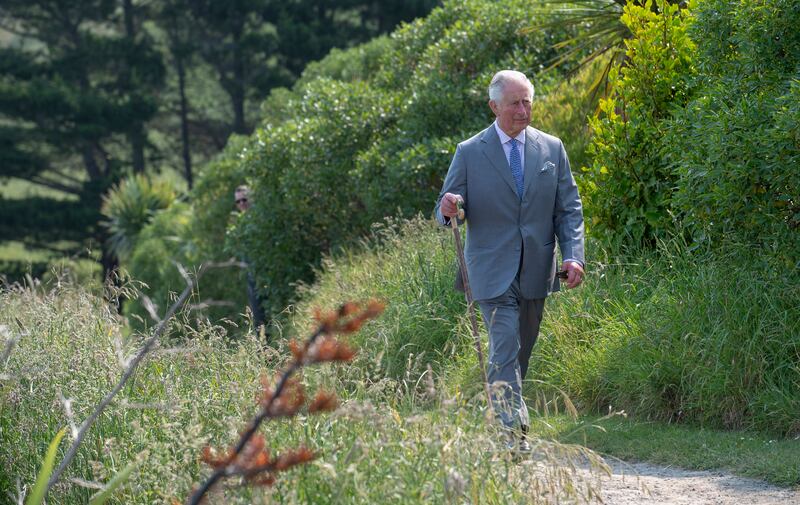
(585, 459), (800, 504)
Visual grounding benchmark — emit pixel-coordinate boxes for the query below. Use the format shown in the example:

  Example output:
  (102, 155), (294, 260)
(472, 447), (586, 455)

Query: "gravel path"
(586, 460), (800, 504)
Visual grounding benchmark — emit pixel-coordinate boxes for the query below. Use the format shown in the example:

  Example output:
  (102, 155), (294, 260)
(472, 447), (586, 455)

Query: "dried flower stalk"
(187, 300), (384, 504)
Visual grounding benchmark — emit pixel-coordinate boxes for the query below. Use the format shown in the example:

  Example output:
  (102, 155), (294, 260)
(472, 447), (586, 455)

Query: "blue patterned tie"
(509, 139), (524, 199)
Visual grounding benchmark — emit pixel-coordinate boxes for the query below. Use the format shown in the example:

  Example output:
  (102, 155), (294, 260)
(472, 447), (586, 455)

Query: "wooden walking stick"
(449, 202), (493, 413)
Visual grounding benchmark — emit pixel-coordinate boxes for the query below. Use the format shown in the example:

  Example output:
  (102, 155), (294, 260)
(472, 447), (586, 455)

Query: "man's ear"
(488, 100), (498, 116)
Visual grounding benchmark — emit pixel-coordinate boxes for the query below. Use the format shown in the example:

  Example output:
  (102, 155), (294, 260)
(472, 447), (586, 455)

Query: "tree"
(0, 0), (165, 277)
(187, 0), (287, 135)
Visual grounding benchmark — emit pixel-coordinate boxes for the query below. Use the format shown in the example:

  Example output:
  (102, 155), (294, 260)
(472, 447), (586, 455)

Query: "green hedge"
(230, 0), (594, 315)
(668, 0), (800, 262)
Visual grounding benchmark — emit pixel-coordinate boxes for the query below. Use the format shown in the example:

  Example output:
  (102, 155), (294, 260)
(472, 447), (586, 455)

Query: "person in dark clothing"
(234, 185), (267, 336)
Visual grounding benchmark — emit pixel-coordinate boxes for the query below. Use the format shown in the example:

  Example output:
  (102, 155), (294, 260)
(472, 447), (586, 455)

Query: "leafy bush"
(232, 0), (595, 316)
(583, 0), (696, 245)
(101, 174), (176, 260)
(294, 35), (394, 89)
(124, 139), (251, 330)
(668, 0), (800, 262)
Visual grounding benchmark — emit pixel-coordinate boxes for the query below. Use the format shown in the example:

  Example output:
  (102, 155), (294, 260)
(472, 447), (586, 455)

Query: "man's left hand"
(562, 261), (585, 289)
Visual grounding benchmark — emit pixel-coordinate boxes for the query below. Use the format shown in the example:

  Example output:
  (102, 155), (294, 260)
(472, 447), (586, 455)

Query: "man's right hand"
(441, 192), (464, 218)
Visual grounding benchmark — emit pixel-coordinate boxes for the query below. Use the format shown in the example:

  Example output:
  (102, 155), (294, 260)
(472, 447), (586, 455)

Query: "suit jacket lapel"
(523, 127), (541, 199)
(480, 126), (518, 197)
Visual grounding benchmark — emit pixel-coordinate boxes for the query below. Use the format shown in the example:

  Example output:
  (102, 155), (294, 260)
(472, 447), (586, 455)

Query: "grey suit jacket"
(435, 124), (585, 301)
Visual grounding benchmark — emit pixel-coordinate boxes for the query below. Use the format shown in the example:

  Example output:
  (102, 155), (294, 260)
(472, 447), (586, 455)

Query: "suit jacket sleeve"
(434, 144), (467, 226)
(553, 140), (585, 265)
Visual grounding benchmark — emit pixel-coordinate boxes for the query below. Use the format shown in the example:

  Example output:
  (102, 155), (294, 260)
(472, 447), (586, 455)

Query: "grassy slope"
(0, 283), (605, 504)
(2, 218), (798, 504)
(290, 216), (800, 484)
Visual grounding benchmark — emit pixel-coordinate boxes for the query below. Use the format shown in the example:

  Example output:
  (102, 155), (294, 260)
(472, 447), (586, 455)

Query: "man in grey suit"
(435, 70), (585, 447)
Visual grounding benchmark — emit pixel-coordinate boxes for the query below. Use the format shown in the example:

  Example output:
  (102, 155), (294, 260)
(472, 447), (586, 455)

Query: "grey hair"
(488, 70), (534, 102)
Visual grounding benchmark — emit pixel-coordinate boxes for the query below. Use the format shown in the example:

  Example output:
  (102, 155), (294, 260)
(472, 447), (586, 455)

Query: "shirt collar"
(494, 121), (526, 145)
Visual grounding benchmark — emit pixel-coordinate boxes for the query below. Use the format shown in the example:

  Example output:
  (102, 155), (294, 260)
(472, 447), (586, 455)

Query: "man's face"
(234, 189), (250, 211)
(489, 78), (532, 138)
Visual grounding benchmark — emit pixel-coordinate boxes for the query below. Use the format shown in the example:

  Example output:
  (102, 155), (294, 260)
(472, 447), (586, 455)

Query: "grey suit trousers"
(477, 276), (545, 429)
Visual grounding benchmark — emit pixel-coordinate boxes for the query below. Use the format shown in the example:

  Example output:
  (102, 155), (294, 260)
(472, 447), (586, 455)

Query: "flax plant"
(188, 300), (385, 503)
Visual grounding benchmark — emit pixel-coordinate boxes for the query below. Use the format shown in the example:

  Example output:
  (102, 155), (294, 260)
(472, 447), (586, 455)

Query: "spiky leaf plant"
(100, 174), (176, 260)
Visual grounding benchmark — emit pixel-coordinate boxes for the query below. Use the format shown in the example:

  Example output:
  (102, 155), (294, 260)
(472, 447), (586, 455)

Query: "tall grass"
(0, 276), (601, 504)
(292, 217), (800, 435)
(537, 240), (800, 435)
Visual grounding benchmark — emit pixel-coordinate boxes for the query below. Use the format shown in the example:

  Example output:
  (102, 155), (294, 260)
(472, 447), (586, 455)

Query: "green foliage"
(124, 138), (251, 329)
(124, 202), (194, 324)
(291, 216), (470, 383)
(87, 460), (137, 505)
(0, 280), (597, 504)
(293, 217), (800, 435)
(228, 0), (595, 316)
(25, 427), (66, 505)
(667, 0), (800, 262)
(101, 174), (176, 261)
(584, 0), (696, 245)
(232, 79), (399, 315)
(294, 36), (394, 89)
(534, 240), (800, 435)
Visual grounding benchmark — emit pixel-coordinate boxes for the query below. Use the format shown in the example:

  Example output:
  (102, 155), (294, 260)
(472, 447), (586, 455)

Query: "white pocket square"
(540, 161), (555, 172)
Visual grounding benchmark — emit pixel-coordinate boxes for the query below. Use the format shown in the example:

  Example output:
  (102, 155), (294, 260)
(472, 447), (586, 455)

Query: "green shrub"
(584, 0), (696, 245)
(124, 138), (252, 330)
(294, 35), (394, 89)
(233, 0), (594, 316)
(101, 174), (177, 261)
(668, 0), (800, 263)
